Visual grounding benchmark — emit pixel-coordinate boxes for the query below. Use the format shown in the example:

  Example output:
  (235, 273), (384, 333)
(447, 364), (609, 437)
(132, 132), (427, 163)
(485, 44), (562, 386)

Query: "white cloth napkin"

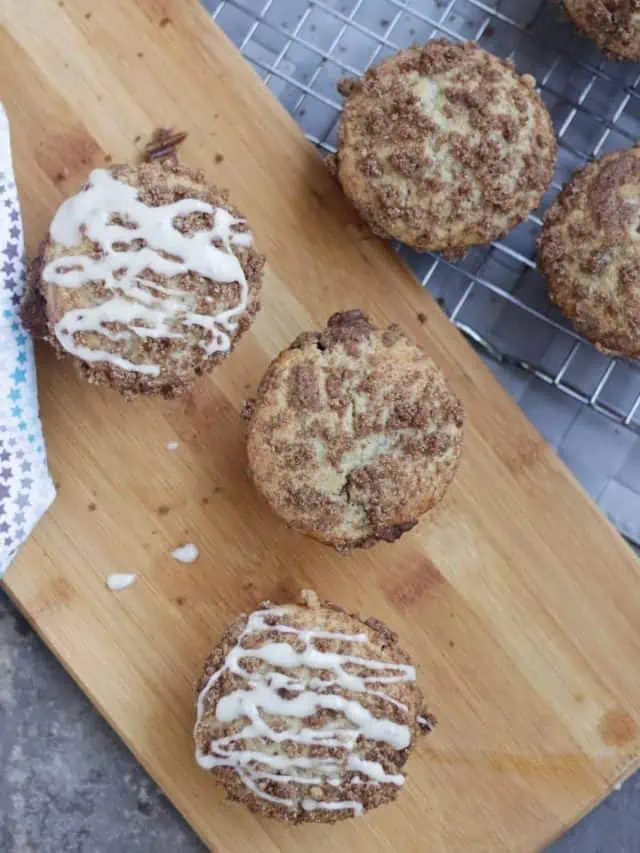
(0, 105), (55, 575)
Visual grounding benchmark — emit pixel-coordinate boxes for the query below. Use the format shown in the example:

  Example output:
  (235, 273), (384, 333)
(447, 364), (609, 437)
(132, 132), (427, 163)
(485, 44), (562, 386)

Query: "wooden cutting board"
(1, 1), (639, 850)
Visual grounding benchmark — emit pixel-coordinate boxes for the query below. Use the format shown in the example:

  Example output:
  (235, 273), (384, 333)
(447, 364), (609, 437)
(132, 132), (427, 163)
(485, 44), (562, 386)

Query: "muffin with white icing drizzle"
(28, 161), (264, 398)
(194, 589), (435, 824)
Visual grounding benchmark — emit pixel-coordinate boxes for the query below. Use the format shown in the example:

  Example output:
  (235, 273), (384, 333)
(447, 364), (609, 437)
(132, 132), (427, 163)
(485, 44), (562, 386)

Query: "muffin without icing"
(538, 145), (640, 359)
(194, 589), (434, 824)
(564, 0), (640, 62)
(28, 161), (264, 398)
(244, 310), (464, 551)
(332, 39), (556, 254)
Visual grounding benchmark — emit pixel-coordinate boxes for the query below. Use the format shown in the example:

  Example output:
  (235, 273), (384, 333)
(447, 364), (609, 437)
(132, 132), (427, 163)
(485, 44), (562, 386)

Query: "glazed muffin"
(331, 39), (556, 255)
(28, 161), (264, 398)
(194, 589), (435, 824)
(564, 1), (640, 61)
(538, 145), (640, 358)
(244, 310), (463, 551)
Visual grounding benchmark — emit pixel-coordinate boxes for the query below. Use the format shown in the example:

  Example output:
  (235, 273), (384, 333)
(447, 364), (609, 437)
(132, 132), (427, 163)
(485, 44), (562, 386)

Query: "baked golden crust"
(564, 0), (640, 61)
(538, 145), (640, 358)
(244, 310), (464, 551)
(194, 590), (434, 824)
(31, 160), (264, 398)
(333, 39), (556, 254)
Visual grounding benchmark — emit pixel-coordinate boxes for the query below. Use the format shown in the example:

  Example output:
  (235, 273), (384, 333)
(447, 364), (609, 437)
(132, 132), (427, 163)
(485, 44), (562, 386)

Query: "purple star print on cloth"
(0, 104), (55, 574)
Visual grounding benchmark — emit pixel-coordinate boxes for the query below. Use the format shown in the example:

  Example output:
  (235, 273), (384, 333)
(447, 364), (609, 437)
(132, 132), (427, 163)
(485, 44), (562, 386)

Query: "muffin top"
(194, 590), (432, 824)
(37, 161), (264, 397)
(333, 39), (556, 253)
(245, 310), (463, 550)
(564, 0), (640, 61)
(538, 145), (640, 358)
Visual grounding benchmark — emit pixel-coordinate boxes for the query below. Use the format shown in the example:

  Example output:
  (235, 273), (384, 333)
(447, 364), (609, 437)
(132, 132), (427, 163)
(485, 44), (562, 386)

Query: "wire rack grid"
(203, 0), (640, 545)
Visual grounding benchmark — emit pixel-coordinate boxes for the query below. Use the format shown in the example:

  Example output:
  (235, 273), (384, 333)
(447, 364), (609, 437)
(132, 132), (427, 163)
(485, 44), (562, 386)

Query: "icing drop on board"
(106, 573), (137, 591)
(171, 544), (199, 563)
(195, 606), (416, 817)
(43, 168), (252, 376)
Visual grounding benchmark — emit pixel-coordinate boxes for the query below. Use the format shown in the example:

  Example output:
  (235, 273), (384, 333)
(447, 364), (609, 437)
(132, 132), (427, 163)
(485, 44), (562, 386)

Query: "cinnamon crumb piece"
(240, 398), (256, 422)
(142, 128), (188, 162)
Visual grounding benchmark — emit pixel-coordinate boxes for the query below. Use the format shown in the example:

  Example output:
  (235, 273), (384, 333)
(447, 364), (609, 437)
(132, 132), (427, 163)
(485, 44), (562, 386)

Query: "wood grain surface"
(1, 1), (639, 851)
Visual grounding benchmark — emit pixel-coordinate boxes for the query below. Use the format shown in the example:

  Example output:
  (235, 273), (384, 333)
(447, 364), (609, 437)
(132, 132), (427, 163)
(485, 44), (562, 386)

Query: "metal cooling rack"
(204, 0), (640, 546)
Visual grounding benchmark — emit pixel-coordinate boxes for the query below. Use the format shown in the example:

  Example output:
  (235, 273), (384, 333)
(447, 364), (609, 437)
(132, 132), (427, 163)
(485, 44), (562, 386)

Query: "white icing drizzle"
(417, 713), (435, 731)
(171, 543), (199, 563)
(302, 797), (363, 815)
(43, 168), (252, 376)
(195, 606), (416, 817)
(106, 573), (137, 591)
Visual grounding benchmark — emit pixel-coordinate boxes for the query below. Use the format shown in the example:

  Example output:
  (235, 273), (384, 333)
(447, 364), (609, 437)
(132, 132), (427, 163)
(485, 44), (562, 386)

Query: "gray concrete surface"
(0, 587), (637, 852)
